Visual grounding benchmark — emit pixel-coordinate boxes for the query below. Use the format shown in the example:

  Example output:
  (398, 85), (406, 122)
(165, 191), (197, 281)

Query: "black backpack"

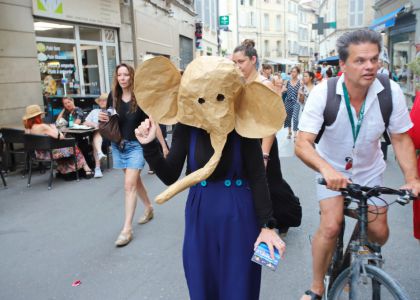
(314, 74), (392, 144)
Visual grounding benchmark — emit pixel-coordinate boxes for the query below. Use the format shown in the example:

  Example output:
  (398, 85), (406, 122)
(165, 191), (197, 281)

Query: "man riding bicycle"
(295, 29), (420, 300)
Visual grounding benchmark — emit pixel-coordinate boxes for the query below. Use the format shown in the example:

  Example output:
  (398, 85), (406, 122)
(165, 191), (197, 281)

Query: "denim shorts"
(111, 140), (145, 170)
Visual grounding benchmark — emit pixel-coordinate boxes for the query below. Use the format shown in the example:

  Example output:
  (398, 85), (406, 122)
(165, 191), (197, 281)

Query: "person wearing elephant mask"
(134, 56), (286, 300)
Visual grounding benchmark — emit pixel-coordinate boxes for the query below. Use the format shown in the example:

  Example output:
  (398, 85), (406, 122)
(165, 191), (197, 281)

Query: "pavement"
(1, 128), (419, 300)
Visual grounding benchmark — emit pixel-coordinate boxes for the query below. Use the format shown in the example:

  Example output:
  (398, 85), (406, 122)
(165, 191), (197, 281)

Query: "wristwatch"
(262, 218), (277, 229)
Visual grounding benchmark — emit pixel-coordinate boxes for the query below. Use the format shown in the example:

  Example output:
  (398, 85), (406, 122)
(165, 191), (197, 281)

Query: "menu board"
(37, 42), (79, 95)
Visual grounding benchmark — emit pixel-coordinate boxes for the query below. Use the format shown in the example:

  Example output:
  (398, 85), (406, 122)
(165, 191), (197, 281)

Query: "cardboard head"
(133, 56), (286, 203)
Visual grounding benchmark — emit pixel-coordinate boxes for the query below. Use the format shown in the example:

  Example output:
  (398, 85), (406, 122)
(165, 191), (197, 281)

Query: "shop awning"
(317, 56), (339, 65)
(263, 58), (300, 65)
(369, 6), (405, 32)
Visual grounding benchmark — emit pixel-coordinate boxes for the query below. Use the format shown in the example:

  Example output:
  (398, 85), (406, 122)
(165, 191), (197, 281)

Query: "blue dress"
(183, 128), (261, 300)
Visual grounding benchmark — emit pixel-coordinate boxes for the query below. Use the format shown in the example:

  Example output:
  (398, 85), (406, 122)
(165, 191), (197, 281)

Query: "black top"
(117, 100), (148, 141)
(142, 123), (274, 227)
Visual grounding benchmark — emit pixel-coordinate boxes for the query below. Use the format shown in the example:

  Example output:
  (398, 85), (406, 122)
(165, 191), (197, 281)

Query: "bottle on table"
(69, 113), (74, 128)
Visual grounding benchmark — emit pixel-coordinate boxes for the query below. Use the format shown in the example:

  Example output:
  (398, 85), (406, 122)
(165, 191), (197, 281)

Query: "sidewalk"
(0, 137), (419, 300)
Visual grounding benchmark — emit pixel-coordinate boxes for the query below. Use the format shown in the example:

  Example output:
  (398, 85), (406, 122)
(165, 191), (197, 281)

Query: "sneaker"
(97, 151), (106, 162)
(94, 167), (103, 178)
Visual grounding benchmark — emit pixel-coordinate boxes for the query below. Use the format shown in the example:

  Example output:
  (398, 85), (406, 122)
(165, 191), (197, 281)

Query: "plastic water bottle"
(69, 113), (74, 128)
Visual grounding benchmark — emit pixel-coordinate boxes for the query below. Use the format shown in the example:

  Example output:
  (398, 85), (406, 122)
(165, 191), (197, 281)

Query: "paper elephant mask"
(134, 56), (286, 204)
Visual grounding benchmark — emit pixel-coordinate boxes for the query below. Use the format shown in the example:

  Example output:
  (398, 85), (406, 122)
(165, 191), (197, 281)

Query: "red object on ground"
(72, 280), (81, 287)
(408, 91), (420, 240)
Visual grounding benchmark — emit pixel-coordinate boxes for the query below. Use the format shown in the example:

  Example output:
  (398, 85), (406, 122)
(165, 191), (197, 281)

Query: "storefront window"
(80, 46), (103, 95)
(37, 41), (80, 96)
(34, 19), (119, 97)
(391, 32), (415, 99)
(34, 21), (74, 39)
(79, 26), (101, 41)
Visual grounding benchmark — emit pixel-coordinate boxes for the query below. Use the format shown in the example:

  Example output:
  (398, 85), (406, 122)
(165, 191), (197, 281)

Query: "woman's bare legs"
(136, 169), (153, 224)
(122, 169), (141, 232)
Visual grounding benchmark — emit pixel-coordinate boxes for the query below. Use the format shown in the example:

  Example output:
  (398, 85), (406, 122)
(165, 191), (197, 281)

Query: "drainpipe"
(130, 0), (138, 67)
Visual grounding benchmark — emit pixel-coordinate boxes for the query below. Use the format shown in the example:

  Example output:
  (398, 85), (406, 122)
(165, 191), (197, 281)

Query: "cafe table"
(60, 126), (97, 167)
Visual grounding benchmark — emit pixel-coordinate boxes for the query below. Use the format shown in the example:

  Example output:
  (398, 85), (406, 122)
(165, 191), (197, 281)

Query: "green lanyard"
(342, 83), (366, 146)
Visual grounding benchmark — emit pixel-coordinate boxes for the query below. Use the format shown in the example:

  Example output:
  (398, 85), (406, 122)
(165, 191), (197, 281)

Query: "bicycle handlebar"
(317, 178), (416, 205)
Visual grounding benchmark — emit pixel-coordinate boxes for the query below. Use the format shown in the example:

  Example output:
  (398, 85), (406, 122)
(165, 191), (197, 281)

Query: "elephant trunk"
(155, 133), (227, 204)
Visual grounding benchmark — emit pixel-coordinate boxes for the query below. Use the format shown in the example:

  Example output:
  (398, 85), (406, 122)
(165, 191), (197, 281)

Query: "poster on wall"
(33, 0), (121, 27)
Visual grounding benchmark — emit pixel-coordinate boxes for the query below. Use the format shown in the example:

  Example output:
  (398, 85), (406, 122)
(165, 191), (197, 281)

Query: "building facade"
(220, 0), (317, 72)
(0, 0), (195, 125)
(371, 0), (420, 103)
(317, 0), (375, 59)
(195, 0), (219, 56)
(132, 0), (196, 69)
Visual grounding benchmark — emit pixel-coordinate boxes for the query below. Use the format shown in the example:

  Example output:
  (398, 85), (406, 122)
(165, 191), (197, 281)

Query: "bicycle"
(317, 178), (416, 300)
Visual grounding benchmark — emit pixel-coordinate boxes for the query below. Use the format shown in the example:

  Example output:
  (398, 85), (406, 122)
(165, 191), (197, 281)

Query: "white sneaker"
(97, 151), (106, 162)
(94, 167), (103, 178)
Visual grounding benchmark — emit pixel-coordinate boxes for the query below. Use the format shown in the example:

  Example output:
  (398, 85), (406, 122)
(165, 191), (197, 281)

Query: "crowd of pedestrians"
(15, 28), (420, 300)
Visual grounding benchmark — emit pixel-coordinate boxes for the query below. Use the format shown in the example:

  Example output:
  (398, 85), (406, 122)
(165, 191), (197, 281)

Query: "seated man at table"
(23, 104), (93, 178)
(56, 97), (85, 126)
(84, 93), (109, 178)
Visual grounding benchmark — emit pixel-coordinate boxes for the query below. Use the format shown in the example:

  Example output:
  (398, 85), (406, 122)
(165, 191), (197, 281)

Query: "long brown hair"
(23, 115), (43, 129)
(112, 63), (137, 113)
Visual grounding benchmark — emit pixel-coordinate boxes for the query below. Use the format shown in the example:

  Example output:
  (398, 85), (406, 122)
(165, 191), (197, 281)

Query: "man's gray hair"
(336, 30), (382, 62)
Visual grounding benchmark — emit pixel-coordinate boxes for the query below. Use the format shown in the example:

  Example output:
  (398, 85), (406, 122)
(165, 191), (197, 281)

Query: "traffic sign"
(219, 16), (229, 26)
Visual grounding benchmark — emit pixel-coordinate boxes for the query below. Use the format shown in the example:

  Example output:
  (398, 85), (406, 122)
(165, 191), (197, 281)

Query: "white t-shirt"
(85, 108), (100, 125)
(299, 74), (412, 185)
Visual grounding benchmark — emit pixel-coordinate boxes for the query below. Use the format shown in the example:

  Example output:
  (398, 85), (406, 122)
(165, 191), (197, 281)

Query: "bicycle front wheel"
(328, 264), (410, 300)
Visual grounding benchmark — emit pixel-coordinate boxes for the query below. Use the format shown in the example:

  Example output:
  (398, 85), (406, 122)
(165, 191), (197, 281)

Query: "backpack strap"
(376, 73), (393, 145)
(314, 77), (341, 144)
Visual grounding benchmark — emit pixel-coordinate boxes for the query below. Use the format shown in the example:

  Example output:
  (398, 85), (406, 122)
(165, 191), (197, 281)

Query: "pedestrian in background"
(99, 63), (165, 246)
(283, 66), (302, 140)
(84, 93), (109, 178)
(299, 71), (315, 109)
(56, 97), (84, 126)
(233, 39), (302, 235)
(261, 63), (273, 80)
(232, 39), (276, 167)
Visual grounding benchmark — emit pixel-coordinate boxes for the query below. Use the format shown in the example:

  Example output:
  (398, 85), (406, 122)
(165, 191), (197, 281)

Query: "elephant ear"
(235, 81), (286, 138)
(134, 56), (181, 125)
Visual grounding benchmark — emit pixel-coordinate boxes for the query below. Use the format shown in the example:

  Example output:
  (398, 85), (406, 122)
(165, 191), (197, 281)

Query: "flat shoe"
(115, 230), (133, 247)
(138, 208), (154, 224)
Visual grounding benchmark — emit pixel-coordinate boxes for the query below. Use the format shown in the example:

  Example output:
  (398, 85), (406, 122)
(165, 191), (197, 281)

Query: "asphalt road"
(1, 130), (419, 300)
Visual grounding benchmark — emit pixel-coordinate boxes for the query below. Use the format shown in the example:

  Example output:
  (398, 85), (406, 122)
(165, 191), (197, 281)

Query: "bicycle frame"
(325, 191), (384, 298)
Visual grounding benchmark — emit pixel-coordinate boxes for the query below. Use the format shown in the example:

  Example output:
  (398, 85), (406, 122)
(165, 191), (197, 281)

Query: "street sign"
(312, 17), (336, 35)
(219, 16), (229, 26)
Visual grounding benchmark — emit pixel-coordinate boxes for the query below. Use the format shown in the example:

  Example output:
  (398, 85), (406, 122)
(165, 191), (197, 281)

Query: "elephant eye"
(216, 94), (225, 101)
(198, 97), (205, 104)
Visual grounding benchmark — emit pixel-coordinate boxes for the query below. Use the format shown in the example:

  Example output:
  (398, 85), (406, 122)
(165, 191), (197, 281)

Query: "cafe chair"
(0, 157), (6, 188)
(0, 128), (27, 174)
(0, 136), (6, 187)
(24, 134), (79, 190)
(0, 169), (6, 188)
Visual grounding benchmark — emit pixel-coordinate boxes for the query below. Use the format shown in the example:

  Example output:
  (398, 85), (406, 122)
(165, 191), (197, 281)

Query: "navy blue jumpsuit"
(142, 125), (274, 300)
